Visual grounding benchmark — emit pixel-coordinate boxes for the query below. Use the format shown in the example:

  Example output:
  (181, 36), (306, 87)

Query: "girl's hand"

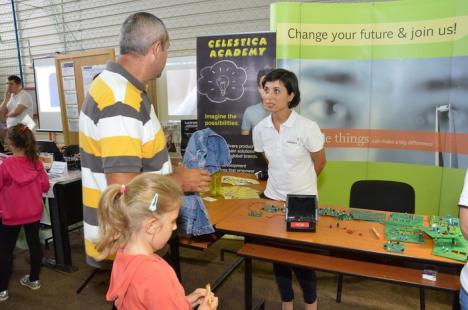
(186, 288), (207, 308)
(198, 292), (218, 310)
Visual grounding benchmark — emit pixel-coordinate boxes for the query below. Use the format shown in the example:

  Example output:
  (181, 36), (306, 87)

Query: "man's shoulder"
(88, 70), (144, 111)
(18, 90), (33, 101)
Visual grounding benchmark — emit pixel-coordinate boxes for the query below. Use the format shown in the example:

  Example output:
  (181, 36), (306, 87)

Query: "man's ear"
(152, 41), (163, 57)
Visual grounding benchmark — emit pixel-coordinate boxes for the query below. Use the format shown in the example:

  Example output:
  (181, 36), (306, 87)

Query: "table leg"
(46, 197), (76, 272)
(419, 287), (425, 310)
(245, 257), (252, 310)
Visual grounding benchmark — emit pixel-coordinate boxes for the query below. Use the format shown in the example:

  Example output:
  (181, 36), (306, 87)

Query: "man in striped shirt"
(79, 12), (211, 266)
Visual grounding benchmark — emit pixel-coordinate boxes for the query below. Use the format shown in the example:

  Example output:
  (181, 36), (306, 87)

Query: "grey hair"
(120, 12), (169, 56)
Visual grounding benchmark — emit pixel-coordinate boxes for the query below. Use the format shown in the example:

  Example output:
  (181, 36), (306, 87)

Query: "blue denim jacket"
(179, 128), (231, 236)
(183, 128), (231, 173)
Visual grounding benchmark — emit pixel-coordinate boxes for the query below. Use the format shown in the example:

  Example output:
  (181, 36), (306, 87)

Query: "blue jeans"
(461, 287), (468, 310)
(273, 263), (317, 304)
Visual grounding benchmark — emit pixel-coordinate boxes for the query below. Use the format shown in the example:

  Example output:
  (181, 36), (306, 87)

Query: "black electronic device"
(36, 140), (64, 162)
(285, 194), (317, 232)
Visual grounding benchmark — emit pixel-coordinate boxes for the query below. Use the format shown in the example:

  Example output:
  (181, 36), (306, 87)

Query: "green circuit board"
(385, 224), (424, 243)
(384, 241), (405, 253)
(350, 209), (387, 223)
(432, 237), (468, 262)
(318, 208), (353, 220)
(388, 213), (424, 226)
(423, 215), (462, 240)
(317, 207), (468, 262)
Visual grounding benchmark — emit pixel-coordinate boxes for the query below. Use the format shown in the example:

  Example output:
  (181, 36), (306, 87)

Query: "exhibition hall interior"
(0, 0), (467, 309)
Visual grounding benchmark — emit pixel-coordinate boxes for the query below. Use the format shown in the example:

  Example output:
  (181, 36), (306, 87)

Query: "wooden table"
(214, 201), (464, 309)
(179, 172), (267, 248)
(44, 170), (83, 272)
(172, 172), (266, 276)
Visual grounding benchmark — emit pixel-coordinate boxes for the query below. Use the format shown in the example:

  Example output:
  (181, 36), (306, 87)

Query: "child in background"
(96, 173), (218, 310)
(0, 124), (50, 302)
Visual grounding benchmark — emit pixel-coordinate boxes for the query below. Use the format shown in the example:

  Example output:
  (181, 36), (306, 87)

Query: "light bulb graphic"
(216, 75), (229, 96)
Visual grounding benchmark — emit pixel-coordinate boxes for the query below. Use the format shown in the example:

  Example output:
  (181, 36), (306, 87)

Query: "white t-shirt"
(252, 110), (324, 201)
(6, 89), (33, 128)
(459, 170), (468, 291)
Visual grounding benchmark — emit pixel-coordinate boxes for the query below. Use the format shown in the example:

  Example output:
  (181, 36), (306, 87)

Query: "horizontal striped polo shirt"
(79, 61), (172, 266)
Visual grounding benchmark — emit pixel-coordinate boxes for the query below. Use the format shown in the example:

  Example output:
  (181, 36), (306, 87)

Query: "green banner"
(271, 1), (468, 215)
(271, 0), (468, 60)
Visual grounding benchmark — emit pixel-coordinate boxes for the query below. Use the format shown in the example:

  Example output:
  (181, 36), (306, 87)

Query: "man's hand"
(172, 165), (211, 193)
(0, 87), (11, 116)
(3, 84), (11, 101)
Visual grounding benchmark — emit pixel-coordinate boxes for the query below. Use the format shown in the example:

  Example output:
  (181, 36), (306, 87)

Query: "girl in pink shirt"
(95, 173), (218, 310)
(0, 124), (50, 302)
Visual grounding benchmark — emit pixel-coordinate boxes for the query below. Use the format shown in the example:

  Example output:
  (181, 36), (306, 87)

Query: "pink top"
(0, 156), (49, 225)
(107, 250), (191, 310)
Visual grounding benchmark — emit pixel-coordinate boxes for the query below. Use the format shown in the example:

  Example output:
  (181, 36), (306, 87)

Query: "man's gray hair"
(120, 12), (169, 56)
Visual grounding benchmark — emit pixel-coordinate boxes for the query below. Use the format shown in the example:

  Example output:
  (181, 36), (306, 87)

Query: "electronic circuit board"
(385, 224), (425, 243)
(432, 237), (468, 262)
(384, 241), (405, 253)
(350, 209), (387, 223)
(388, 213), (424, 226)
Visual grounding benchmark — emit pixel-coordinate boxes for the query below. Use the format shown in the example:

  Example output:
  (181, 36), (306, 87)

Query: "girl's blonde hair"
(95, 173), (183, 260)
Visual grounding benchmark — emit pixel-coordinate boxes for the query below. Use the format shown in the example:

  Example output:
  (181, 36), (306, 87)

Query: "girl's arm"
(310, 148), (326, 176)
(0, 165), (4, 190)
(38, 163), (51, 193)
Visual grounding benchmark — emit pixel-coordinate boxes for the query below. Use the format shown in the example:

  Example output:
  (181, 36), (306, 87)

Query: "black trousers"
(273, 263), (317, 304)
(0, 220), (42, 291)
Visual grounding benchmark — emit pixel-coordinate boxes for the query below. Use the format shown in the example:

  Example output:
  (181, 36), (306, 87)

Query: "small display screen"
(287, 195), (316, 220)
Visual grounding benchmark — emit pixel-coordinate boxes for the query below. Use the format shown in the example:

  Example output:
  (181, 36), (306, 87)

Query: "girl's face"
(4, 137), (17, 153)
(263, 80), (295, 114)
(150, 208), (179, 251)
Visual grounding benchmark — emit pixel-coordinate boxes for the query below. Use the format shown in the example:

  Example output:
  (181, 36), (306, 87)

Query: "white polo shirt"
(459, 170), (468, 291)
(6, 89), (33, 128)
(252, 110), (324, 201)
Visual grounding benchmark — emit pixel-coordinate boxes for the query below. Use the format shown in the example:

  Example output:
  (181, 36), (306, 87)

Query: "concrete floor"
(0, 229), (456, 310)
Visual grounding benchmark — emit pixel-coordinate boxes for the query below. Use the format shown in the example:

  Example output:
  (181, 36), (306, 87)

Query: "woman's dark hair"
(7, 124), (38, 162)
(262, 68), (301, 108)
(256, 68), (272, 87)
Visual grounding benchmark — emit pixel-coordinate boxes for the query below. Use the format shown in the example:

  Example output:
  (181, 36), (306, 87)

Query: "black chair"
(336, 180), (420, 307)
(349, 180), (415, 213)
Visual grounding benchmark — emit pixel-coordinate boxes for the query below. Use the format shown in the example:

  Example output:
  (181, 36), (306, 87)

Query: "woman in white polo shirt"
(459, 170), (468, 309)
(253, 69), (326, 310)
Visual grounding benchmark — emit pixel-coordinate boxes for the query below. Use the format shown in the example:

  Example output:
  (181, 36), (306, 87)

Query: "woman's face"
(262, 80), (294, 114)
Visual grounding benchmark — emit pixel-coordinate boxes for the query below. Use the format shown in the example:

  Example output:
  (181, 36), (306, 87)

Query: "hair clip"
(20, 125), (28, 133)
(120, 184), (126, 194)
(149, 193), (159, 212)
